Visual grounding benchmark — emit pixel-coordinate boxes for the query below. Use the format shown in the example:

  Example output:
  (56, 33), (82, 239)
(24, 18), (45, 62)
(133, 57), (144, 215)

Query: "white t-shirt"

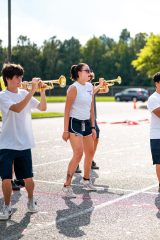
(0, 89), (39, 150)
(69, 81), (93, 120)
(147, 91), (160, 139)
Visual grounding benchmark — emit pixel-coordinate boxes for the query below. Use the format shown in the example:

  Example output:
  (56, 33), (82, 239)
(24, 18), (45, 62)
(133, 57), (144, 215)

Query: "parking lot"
(0, 102), (160, 240)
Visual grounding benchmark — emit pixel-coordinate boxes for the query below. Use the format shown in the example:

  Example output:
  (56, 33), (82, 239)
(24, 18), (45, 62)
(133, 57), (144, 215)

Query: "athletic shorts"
(69, 117), (92, 137)
(150, 139), (160, 165)
(0, 149), (33, 180)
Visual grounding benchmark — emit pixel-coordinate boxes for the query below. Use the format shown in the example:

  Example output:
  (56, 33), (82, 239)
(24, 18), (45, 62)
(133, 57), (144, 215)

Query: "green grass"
(35, 96), (115, 102)
(31, 112), (64, 119)
(0, 112), (64, 121)
(95, 96), (114, 102)
(36, 96), (66, 102)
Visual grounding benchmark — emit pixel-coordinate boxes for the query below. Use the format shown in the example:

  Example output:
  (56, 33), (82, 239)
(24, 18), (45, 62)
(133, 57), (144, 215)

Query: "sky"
(0, 0), (160, 47)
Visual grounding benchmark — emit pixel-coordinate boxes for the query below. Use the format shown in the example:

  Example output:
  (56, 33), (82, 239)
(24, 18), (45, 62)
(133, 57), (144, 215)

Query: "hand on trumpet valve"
(99, 78), (105, 87)
(30, 77), (40, 92)
(32, 78), (47, 92)
(98, 78), (109, 94)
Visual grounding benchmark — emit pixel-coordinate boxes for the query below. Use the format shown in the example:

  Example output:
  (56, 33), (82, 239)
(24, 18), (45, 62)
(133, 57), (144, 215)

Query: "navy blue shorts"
(69, 117), (92, 137)
(150, 139), (160, 165)
(95, 120), (100, 139)
(0, 149), (33, 180)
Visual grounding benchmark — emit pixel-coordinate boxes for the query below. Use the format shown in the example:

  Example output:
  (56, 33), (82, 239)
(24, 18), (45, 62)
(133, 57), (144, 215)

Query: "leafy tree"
(81, 36), (107, 78)
(119, 28), (130, 43)
(41, 36), (62, 80)
(132, 34), (160, 78)
(57, 37), (81, 84)
(0, 40), (8, 71)
(12, 35), (42, 81)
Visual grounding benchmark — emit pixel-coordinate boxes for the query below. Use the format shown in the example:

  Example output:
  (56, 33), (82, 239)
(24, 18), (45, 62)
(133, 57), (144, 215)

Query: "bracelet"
(64, 130), (69, 133)
(91, 126), (96, 130)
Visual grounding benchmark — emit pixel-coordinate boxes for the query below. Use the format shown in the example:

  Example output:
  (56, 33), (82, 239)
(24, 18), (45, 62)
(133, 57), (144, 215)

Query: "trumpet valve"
(20, 81), (31, 91)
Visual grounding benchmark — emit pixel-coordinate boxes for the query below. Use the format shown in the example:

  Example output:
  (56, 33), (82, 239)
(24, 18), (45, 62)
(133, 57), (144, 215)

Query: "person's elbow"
(9, 105), (22, 113)
(41, 106), (47, 111)
(38, 105), (47, 111)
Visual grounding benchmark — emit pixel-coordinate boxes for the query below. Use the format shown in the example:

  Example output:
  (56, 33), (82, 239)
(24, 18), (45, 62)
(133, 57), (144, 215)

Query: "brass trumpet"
(93, 76), (122, 87)
(20, 75), (66, 92)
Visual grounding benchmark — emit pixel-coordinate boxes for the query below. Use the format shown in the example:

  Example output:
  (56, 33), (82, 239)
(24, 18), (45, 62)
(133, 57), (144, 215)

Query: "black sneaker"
(91, 161), (99, 170)
(14, 179), (25, 188)
(75, 165), (82, 173)
(11, 180), (20, 191)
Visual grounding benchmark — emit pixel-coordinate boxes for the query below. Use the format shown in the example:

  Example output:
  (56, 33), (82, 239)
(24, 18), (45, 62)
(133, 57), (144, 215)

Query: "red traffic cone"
(133, 98), (137, 109)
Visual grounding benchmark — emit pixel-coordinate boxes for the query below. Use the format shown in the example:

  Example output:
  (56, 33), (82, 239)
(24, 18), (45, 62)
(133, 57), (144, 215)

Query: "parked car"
(114, 88), (149, 102)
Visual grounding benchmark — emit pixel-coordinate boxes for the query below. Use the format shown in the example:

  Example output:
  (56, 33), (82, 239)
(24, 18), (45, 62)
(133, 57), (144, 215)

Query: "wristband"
(64, 130), (69, 133)
(91, 126), (96, 130)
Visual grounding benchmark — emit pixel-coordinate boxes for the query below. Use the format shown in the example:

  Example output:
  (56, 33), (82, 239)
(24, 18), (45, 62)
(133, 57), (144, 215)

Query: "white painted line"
(34, 179), (65, 185)
(142, 191), (159, 195)
(34, 179), (158, 195)
(10, 183), (157, 238)
(33, 158), (70, 167)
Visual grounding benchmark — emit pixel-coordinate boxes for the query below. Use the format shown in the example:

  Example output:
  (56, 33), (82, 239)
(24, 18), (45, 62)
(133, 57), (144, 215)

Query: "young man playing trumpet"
(75, 72), (109, 173)
(0, 76), (25, 191)
(0, 63), (47, 220)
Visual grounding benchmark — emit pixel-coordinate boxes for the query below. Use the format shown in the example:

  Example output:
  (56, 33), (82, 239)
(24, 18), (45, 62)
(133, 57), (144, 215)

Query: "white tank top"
(69, 81), (93, 120)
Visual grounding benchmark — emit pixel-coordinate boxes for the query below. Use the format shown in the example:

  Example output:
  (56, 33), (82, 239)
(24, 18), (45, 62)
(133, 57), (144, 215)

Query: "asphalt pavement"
(0, 101), (160, 240)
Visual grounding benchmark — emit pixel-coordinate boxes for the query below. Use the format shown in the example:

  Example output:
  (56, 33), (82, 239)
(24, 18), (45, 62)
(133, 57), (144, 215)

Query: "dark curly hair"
(1, 63), (24, 86)
(153, 72), (160, 83)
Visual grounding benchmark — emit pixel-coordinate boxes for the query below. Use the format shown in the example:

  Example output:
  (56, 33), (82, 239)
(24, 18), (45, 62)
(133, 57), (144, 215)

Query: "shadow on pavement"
(155, 193), (160, 219)
(0, 191), (32, 240)
(56, 171), (123, 238)
(56, 191), (93, 238)
(0, 213), (32, 240)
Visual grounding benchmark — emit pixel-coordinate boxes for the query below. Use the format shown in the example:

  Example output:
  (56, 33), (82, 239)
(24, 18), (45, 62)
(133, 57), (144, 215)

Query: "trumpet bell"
(44, 75), (66, 88)
(116, 76), (121, 85)
(58, 75), (66, 88)
(105, 76), (122, 86)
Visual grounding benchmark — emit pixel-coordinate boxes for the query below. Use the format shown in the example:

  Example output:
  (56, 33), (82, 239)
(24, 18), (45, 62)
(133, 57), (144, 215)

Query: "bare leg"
(156, 165), (160, 183)
(64, 134), (83, 186)
(83, 135), (94, 179)
(93, 138), (99, 156)
(2, 179), (12, 205)
(24, 178), (34, 199)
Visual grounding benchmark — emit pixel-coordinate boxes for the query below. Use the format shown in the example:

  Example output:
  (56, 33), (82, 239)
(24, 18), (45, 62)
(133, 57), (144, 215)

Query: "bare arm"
(62, 86), (77, 141)
(90, 95), (96, 140)
(9, 82), (38, 113)
(90, 95), (95, 126)
(153, 107), (160, 118)
(37, 90), (47, 111)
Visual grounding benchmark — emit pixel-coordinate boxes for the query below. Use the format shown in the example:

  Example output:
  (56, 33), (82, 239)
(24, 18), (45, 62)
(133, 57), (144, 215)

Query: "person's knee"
(24, 177), (34, 184)
(2, 179), (12, 183)
(73, 149), (83, 160)
(87, 147), (95, 156)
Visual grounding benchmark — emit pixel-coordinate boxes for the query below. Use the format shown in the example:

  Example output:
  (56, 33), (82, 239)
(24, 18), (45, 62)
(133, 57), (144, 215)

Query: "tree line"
(1, 28), (160, 87)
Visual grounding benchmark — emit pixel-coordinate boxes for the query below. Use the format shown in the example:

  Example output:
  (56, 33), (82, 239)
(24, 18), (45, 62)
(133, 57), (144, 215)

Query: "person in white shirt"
(62, 63), (99, 198)
(0, 63), (47, 220)
(147, 72), (160, 192)
(75, 72), (109, 173)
